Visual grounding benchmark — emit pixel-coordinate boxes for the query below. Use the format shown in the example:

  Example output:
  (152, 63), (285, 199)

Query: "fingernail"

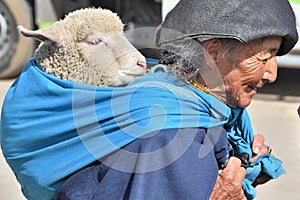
(254, 147), (259, 154)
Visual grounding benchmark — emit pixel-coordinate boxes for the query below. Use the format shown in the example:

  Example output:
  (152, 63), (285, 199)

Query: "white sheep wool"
(18, 7), (146, 87)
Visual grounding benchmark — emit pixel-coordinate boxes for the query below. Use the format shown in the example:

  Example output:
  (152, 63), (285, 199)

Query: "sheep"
(18, 7), (147, 86)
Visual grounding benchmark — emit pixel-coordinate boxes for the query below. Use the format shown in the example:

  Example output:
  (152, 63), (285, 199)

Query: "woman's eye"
(262, 59), (268, 64)
(88, 38), (102, 45)
(260, 57), (270, 64)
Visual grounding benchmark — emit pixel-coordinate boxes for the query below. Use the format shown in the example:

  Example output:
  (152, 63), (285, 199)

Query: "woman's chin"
(237, 98), (252, 108)
(226, 97), (252, 108)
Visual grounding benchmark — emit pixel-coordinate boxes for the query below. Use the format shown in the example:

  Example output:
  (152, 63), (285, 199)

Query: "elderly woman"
(1, 0), (297, 200)
(154, 0), (297, 198)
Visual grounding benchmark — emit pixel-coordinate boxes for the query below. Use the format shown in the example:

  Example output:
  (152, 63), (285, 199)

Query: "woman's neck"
(189, 75), (227, 104)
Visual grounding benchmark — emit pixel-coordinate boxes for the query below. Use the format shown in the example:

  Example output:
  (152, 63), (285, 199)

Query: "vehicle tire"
(0, 0), (34, 79)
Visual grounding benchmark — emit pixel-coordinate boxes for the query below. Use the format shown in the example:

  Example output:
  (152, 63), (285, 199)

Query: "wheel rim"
(0, 1), (18, 72)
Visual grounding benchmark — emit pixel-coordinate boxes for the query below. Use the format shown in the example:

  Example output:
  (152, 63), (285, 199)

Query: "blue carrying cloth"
(1, 58), (285, 199)
(225, 111), (286, 199)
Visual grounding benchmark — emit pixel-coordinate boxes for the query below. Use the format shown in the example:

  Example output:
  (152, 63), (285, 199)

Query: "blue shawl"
(1, 58), (285, 199)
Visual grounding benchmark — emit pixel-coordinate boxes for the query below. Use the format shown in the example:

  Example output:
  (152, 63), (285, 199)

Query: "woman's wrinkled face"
(218, 37), (282, 108)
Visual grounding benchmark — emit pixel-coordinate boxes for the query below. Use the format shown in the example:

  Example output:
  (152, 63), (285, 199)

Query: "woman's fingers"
(252, 134), (265, 154)
(223, 157), (246, 178)
(210, 157), (246, 200)
(250, 134), (273, 186)
(251, 134), (272, 163)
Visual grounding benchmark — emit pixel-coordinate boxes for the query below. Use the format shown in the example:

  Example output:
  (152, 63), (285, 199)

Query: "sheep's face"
(77, 31), (146, 86)
(18, 8), (146, 86)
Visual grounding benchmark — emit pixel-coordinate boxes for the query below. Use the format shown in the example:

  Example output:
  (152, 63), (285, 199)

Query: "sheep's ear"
(18, 25), (58, 43)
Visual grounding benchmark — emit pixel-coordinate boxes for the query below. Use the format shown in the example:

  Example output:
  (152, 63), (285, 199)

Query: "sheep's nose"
(137, 61), (147, 69)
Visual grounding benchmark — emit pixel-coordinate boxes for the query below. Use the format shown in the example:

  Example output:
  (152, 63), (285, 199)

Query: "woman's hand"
(250, 134), (271, 163)
(250, 134), (272, 187)
(210, 157), (246, 200)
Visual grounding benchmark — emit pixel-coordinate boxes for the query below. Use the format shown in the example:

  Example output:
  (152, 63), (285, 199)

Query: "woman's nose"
(262, 56), (278, 83)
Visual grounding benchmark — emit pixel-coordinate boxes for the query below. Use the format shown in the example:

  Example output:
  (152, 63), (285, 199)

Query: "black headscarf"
(156, 0), (298, 56)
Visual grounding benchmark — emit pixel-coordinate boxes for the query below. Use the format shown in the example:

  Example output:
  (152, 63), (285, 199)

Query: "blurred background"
(1, 0), (300, 199)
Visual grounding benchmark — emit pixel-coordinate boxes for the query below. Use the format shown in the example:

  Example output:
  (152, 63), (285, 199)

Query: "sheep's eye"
(88, 38), (102, 45)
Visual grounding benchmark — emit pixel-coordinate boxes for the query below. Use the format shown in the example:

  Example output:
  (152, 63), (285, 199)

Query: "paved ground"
(248, 99), (300, 199)
(0, 68), (300, 200)
(0, 79), (26, 200)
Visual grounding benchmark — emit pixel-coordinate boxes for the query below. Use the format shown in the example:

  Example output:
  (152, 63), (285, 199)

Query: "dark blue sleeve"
(54, 127), (228, 200)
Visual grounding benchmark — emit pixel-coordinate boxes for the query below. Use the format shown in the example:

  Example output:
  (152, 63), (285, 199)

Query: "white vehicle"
(0, 0), (35, 78)
(277, 1), (300, 68)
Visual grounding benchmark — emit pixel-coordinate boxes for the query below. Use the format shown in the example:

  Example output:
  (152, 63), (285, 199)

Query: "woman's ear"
(203, 39), (223, 62)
